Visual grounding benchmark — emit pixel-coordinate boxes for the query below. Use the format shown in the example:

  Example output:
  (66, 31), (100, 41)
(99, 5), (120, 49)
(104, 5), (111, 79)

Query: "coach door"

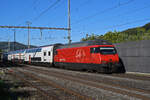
(43, 50), (52, 63)
(48, 51), (52, 63)
(43, 50), (47, 62)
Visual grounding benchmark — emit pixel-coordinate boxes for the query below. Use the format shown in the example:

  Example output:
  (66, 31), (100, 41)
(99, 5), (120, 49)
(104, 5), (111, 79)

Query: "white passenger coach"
(4, 44), (57, 66)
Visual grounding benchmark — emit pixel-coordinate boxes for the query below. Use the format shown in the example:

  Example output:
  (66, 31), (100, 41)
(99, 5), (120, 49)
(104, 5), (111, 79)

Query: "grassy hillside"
(0, 42), (36, 52)
(81, 22), (150, 43)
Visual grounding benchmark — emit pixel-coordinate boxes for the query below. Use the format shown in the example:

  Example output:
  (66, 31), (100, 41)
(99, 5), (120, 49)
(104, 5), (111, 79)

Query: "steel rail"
(25, 66), (150, 100)
(14, 68), (92, 100)
(10, 70), (59, 100)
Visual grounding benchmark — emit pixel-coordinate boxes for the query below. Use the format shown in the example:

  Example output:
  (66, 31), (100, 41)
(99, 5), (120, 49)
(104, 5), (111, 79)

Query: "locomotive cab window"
(100, 47), (116, 54)
(90, 48), (94, 53)
(90, 48), (100, 53)
(90, 47), (116, 54)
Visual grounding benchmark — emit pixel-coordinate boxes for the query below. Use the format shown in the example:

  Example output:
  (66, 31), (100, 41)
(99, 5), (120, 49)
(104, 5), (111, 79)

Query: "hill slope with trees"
(0, 42), (36, 52)
(81, 22), (150, 43)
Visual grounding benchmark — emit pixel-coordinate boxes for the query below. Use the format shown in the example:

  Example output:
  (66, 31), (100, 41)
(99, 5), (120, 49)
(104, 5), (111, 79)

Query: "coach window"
(44, 52), (46, 56)
(48, 51), (51, 56)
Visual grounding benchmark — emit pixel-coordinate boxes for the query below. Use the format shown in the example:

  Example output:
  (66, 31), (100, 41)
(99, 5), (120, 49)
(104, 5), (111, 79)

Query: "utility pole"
(68, 0), (71, 44)
(26, 21), (32, 49)
(12, 29), (16, 51)
(8, 37), (10, 52)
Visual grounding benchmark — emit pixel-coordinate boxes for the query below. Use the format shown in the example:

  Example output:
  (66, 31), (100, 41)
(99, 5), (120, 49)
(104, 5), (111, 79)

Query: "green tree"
(81, 22), (150, 43)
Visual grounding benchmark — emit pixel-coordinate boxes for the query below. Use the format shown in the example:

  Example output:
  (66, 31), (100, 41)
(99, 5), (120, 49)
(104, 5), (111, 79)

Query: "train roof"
(57, 39), (112, 49)
(6, 43), (63, 54)
(7, 49), (25, 54)
(39, 43), (63, 48)
(25, 48), (41, 53)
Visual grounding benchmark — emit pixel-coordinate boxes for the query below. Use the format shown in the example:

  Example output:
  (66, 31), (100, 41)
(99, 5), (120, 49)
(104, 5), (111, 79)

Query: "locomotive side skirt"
(54, 62), (123, 73)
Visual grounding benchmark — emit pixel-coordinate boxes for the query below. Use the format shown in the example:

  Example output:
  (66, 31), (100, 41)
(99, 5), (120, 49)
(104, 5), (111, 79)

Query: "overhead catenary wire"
(87, 4), (150, 26)
(72, 17), (150, 36)
(103, 17), (150, 29)
(72, 1), (150, 36)
(32, 0), (40, 11)
(52, 0), (64, 10)
(78, 0), (91, 7)
(0, 0), (70, 46)
(17, 0), (61, 26)
(0, 25), (70, 30)
(13, 0), (61, 44)
(71, 0), (91, 12)
(31, 0), (61, 23)
(72, 0), (134, 25)
(110, 4), (150, 19)
(15, 0), (41, 26)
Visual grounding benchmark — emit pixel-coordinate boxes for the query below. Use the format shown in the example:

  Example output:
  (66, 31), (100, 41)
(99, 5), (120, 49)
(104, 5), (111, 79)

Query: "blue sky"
(0, 0), (150, 46)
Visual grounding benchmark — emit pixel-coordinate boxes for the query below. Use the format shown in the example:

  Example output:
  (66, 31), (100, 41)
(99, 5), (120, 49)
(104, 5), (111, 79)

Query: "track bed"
(2, 64), (150, 100)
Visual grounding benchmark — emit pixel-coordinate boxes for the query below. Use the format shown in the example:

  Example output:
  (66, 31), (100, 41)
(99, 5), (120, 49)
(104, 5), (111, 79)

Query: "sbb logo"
(75, 49), (85, 62)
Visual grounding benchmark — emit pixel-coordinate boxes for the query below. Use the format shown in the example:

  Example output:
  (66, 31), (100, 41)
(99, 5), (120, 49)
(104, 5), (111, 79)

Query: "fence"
(114, 40), (150, 73)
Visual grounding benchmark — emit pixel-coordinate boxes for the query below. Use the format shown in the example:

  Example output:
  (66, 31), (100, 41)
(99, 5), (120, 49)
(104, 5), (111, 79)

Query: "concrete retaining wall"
(114, 40), (150, 73)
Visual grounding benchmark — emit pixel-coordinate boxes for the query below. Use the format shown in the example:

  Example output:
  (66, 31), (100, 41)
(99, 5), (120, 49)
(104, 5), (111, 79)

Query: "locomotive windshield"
(100, 47), (116, 54)
(90, 47), (117, 54)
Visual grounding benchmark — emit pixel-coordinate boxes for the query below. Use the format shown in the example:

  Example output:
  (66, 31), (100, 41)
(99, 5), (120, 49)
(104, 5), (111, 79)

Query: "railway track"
(25, 65), (150, 91)
(110, 73), (150, 81)
(10, 65), (150, 100)
(10, 71), (58, 100)
(9, 67), (92, 100)
(5, 64), (150, 100)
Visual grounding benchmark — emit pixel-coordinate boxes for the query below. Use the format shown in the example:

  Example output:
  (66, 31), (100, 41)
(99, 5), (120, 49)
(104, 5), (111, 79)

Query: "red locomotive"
(54, 39), (125, 73)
